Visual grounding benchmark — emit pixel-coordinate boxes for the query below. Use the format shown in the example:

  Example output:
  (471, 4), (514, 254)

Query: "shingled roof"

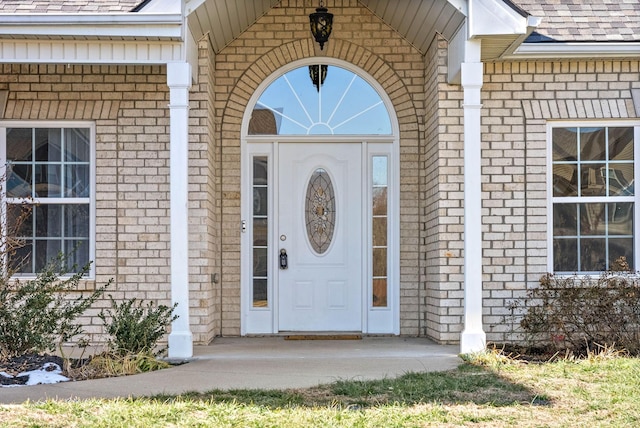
(0, 0), (144, 13)
(514, 0), (640, 42)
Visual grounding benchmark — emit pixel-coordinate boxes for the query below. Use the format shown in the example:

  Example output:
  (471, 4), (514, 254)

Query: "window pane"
(372, 278), (387, 307)
(372, 187), (387, 215)
(11, 242), (32, 274)
(7, 164), (32, 197)
(608, 164), (634, 196)
(6, 128), (32, 161)
(552, 128), (577, 161)
(580, 203), (605, 236)
(373, 248), (387, 277)
(253, 157), (268, 185)
(35, 204), (62, 238)
(251, 65), (392, 135)
(7, 203), (32, 237)
(553, 164), (578, 197)
(253, 248), (267, 277)
(35, 239), (62, 272)
(580, 127), (606, 161)
(253, 187), (267, 216)
(65, 164), (90, 197)
(65, 204), (90, 238)
(609, 238), (634, 270)
(580, 238), (606, 271)
(64, 128), (90, 162)
(34, 128), (62, 162)
(64, 239), (89, 270)
(608, 127), (633, 161)
(253, 279), (268, 307)
(553, 203), (577, 236)
(253, 218), (268, 246)
(554, 238), (578, 272)
(609, 202), (633, 236)
(34, 164), (62, 197)
(580, 164), (605, 196)
(372, 217), (387, 247)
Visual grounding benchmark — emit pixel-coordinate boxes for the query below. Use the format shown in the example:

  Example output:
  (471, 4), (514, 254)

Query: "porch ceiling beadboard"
(186, 0), (280, 54)
(186, 0), (467, 55)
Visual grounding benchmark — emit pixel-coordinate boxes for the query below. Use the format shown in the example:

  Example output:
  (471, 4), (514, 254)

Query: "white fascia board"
(0, 39), (184, 64)
(0, 13), (183, 39)
(468, 0), (528, 38)
(185, 0), (208, 15)
(446, 0), (468, 16)
(507, 42), (640, 60)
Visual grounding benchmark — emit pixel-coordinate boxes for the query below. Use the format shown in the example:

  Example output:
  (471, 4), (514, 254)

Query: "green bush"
(98, 296), (178, 357)
(510, 258), (640, 355)
(0, 256), (109, 358)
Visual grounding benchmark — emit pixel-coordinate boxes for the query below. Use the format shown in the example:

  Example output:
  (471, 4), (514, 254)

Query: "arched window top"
(248, 64), (392, 136)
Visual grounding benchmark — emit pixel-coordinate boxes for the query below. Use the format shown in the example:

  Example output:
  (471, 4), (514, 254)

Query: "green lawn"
(2, 352), (639, 427)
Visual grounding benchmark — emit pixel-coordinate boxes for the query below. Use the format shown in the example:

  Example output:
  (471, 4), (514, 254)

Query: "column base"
(460, 330), (486, 355)
(168, 330), (193, 359)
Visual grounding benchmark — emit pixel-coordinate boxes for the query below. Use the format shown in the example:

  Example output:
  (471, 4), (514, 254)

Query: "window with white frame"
(1, 123), (94, 276)
(550, 124), (636, 273)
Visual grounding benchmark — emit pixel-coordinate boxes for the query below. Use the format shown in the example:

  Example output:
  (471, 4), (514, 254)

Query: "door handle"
(279, 248), (288, 270)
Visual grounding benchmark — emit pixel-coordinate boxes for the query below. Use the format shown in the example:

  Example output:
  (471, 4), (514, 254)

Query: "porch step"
(284, 334), (362, 340)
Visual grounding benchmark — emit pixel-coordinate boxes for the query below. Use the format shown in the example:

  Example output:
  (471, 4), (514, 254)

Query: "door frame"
(240, 58), (400, 335)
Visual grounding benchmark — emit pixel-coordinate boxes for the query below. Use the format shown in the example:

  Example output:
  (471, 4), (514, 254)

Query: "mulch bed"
(0, 354), (86, 386)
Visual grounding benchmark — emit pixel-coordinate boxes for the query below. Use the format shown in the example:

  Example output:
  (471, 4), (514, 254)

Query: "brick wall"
(421, 37), (466, 343)
(482, 60), (640, 344)
(0, 61), (218, 345)
(3, 7), (638, 348)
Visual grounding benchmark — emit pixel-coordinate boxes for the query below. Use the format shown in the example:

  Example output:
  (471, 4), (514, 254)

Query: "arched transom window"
(249, 64), (392, 135)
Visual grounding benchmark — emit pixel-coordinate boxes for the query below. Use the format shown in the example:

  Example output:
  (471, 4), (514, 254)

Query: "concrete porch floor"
(0, 337), (461, 404)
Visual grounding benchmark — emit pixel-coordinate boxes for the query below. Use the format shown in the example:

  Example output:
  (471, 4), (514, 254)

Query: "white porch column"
(167, 61), (193, 359)
(460, 40), (487, 354)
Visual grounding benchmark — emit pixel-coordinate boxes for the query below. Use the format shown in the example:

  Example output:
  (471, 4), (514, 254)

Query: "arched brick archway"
(222, 38), (419, 142)
(218, 37), (424, 336)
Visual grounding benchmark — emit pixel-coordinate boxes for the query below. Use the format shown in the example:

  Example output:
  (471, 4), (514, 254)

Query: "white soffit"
(186, 0), (279, 53)
(359, 0), (465, 53)
(186, 0), (466, 56)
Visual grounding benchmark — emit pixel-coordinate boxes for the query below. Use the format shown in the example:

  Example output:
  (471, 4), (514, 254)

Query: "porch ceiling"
(186, 0), (466, 55)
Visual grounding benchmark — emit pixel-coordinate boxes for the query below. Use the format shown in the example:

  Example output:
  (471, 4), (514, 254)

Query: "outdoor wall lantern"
(309, 1), (333, 50)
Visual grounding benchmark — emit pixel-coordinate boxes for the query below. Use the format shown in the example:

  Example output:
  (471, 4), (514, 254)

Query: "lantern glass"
(309, 6), (333, 50)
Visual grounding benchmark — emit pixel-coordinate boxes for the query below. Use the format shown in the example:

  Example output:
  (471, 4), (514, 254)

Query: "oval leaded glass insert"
(249, 64), (392, 135)
(305, 168), (336, 254)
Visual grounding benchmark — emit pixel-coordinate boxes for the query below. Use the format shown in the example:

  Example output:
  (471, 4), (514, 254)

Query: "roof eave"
(0, 13), (184, 40)
(504, 42), (640, 60)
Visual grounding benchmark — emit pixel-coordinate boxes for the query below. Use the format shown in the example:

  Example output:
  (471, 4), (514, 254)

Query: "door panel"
(278, 143), (362, 331)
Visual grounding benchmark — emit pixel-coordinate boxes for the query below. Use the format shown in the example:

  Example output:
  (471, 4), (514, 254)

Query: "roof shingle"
(0, 1), (143, 13)
(514, 0), (640, 42)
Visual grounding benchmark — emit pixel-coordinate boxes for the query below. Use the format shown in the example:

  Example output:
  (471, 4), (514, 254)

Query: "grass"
(1, 350), (639, 427)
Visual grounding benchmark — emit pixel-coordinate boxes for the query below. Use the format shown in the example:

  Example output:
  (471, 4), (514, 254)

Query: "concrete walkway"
(0, 337), (461, 404)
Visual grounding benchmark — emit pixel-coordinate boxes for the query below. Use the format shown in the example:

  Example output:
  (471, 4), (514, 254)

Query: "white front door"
(278, 143), (362, 331)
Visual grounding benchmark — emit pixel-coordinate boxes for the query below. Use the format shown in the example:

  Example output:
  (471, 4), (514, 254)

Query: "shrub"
(98, 296), (178, 357)
(511, 257), (640, 355)
(0, 256), (109, 358)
